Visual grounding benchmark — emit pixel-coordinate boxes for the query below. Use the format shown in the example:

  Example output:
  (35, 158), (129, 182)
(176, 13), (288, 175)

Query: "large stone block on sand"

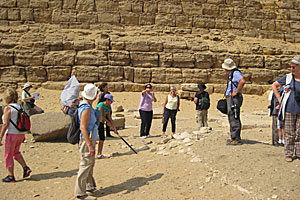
(31, 112), (71, 142)
(112, 117), (125, 130)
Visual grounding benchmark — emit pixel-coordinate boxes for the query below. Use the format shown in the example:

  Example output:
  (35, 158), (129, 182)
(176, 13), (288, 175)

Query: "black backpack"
(198, 93), (210, 110)
(67, 104), (86, 145)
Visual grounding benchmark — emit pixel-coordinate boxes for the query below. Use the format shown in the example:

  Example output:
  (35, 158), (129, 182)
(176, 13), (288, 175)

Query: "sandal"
(2, 175), (16, 183)
(285, 157), (293, 162)
(23, 166), (32, 178)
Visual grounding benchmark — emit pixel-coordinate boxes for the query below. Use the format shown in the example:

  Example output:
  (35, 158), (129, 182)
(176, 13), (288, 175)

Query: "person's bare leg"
(8, 166), (14, 176)
(97, 140), (104, 155)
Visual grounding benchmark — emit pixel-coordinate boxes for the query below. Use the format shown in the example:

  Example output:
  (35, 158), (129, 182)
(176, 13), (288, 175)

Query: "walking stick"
(115, 132), (138, 154)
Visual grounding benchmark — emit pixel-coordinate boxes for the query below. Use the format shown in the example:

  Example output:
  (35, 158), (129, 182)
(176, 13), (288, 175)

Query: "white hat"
(23, 83), (32, 90)
(290, 56), (300, 65)
(222, 58), (237, 70)
(82, 84), (98, 100)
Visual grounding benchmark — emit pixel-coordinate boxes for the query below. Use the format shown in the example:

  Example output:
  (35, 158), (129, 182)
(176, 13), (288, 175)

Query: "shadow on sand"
(94, 173), (164, 197)
(242, 139), (272, 146)
(28, 169), (78, 181)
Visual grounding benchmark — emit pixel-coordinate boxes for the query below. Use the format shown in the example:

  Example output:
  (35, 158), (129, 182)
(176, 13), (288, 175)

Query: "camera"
(231, 104), (238, 119)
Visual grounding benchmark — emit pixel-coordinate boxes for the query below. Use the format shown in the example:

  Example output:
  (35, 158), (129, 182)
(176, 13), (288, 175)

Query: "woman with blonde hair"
(0, 88), (31, 183)
(162, 86), (180, 138)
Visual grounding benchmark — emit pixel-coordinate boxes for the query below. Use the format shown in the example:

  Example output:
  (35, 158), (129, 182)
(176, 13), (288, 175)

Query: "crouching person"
(74, 84), (98, 200)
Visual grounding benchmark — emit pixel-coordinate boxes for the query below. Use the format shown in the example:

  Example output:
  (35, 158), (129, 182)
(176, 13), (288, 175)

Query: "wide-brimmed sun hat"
(23, 83), (32, 90)
(104, 93), (115, 102)
(290, 56), (300, 66)
(222, 58), (237, 70)
(198, 83), (207, 90)
(82, 84), (98, 100)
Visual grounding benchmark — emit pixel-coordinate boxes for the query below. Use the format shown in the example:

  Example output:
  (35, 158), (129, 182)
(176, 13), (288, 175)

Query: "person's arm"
(162, 96), (168, 114)
(152, 92), (157, 102)
(98, 106), (111, 126)
(22, 96), (34, 102)
(194, 94), (198, 104)
(232, 77), (246, 97)
(0, 106), (11, 146)
(272, 81), (282, 104)
(177, 95), (180, 111)
(141, 90), (146, 96)
(80, 108), (95, 157)
(107, 112), (117, 134)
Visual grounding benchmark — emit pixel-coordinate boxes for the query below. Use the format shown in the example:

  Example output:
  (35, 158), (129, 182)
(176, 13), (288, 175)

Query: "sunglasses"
(146, 87), (152, 89)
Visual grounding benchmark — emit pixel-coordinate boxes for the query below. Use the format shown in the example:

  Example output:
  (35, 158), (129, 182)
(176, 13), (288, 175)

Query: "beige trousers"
(196, 110), (208, 129)
(74, 139), (97, 196)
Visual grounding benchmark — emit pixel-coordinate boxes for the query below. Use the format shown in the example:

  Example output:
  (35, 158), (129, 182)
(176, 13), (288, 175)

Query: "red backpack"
(9, 105), (31, 132)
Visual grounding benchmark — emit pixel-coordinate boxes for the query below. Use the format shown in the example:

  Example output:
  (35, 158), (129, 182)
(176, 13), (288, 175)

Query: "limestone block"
(63, 0), (76, 9)
(123, 67), (133, 82)
(0, 66), (26, 83)
(0, 0), (16, 7)
(134, 68), (151, 83)
(231, 19), (245, 29)
(182, 69), (208, 83)
(111, 41), (125, 50)
(33, 8), (52, 23)
(182, 2), (202, 16)
(29, 0), (48, 8)
(72, 66), (99, 82)
(20, 8), (33, 20)
(290, 21), (300, 32)
(163, 39), (187, 51)
(43, 51), (76, 66)
(17, 0), (29, 8)
(219, 6), (234, 18)
(77, 12), (98, 23)
(73, 38), (95, 50)
(239, 55), (264, 68)
(187, 40), (209, 51)
(176, 15), (192, 27)
(0, 37), (19, 48)
(126, 40), (150, 52)
(173, 53), (195, 68)
(148, 39), (163, 52)
(131, 52), (158, 67)
(95, 37), (110, 50)
(215, 19), (231, 29)
(98, 12), (120, 24)
(112, 117), (125, 130)
(194, 53), (215, 68)
(108, 51), (130, 66)
(144, 1), (157, 13)
(99, 66), (124, 82)
(151, 84), (171, 92)
(0, 8), (7, 20)
(208, 69), (227, 84)
(178, 90), (194, 99)
(264, 56), (282, 70)
(14, 50), (43, 66)
(202, 4), (219, 16)
(95, 0), (118, 12)
(242, 84), (264, 95)
(159, 53), (173, 67)
(158, 3), (182, 14)
(123, 82), (144, 92)
(7, 8), (20, 20)
(156, 14), (176, 27)
(26, 66), (47, 82)
(181, 83), (198, 92)
(0, 50), (13, 66)
(290, 9), (300, 20)
(31, 112), (71, 142)
(41, 81), (67, 90)
(139, 14), (155, 25)
(250, 69), (274, 85)
(213, 84), (227, 94)
(103, 82), (124, 92)
(193, 16), (215, 28)
(76, 0), (95, 11)
(47, 66), (71, 81)
(275, 20), (290, 32)
(76, 50), (108, 66)
(111, 104), (124, 112)
(52, 10), (76, 23)
(151, 68), (182, 84)
(121, 12), (139, 25)
(48, 0), (62, 9)
(44, 36), (63, 51)
(132, 1), (143, 13)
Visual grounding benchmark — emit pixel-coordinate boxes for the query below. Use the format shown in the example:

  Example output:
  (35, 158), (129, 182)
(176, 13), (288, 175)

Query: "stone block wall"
(0, 0), (299, 95)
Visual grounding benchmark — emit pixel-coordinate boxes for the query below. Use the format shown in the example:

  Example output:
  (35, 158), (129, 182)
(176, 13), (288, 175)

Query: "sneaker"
(23, 166), (32, 178)
(226, 140), (243, 146)
(140, 136), (147, 139)
(2, 175), (16, 183)
(76, 194), (97, 200)
(146, 135), (153, 138)
(285, 157), (293, 162)
(96, 155), (107, 159)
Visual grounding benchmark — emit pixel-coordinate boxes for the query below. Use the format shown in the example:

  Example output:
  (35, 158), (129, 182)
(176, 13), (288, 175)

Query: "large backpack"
(9, 105), (31, 132)
(198, 93), (210, 110)
(66, 104), (86, 145)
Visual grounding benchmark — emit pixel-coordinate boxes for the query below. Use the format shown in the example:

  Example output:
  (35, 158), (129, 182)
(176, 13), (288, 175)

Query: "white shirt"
(166, 95), (178, 110)
(2, 103), (22, 134)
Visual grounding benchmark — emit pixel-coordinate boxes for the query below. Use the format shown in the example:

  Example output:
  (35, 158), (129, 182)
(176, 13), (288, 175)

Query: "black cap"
(198, 83), (206, 90)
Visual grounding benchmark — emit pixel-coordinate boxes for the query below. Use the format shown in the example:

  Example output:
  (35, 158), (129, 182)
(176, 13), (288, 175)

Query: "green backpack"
(198, 94), (210, 110)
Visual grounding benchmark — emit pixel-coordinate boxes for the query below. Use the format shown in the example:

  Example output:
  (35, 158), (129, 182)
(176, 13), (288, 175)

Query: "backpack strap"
(8, 105), (21, 130)
(286, 73), (292, 86)
(23, 89), (31, 97)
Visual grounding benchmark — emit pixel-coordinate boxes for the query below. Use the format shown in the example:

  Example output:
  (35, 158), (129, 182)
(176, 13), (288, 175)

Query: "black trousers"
(105, 116), (111, 137)
(226, 94), (243, 142)
(139, 110), (153, 137)
(162, 108), (177, 133)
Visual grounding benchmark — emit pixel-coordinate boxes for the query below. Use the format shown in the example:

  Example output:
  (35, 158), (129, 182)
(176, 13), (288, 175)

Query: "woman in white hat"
(272, 56), (300, 162)
(21, 83), (43, 116)
(74, 84), (98, 200)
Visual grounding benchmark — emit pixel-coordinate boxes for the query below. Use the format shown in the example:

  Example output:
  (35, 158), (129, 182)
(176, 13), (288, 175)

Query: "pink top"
(138, 92), (154, 111)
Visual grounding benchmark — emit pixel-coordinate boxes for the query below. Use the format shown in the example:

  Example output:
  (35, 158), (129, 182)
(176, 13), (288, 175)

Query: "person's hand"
(31, 96), (35, 99)
(152, 92), (155, 96)
(0, 137), (3, 146)
(107, 121), (111, 127)
(113, 128), (118, 135)
(231, 91), (237, 97)
(87, 143), (95, 157)
(275, 105), (280, 110)
(37, 93), (40, 96)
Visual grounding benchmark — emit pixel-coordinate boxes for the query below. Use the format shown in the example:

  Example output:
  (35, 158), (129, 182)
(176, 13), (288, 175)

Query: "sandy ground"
(0, 88), (300, 200)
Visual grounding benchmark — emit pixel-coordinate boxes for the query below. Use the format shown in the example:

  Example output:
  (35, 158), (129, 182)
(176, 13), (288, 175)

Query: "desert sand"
(0, 88), (300, 200)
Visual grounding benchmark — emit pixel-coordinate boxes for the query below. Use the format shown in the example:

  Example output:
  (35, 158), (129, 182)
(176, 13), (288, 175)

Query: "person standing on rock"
(162, 86), (180, 138)
(74, 84), (98, 200)
(272, 56), (300, 162)
(0, 88), (32, 183)
(97, 83), (114, 138)
(194, 83), (210, 129)
(95, 94), (118, 159)
(139, 84), (157, 139)
(21, 83), (44, 117)
(222, 58), (246, 145)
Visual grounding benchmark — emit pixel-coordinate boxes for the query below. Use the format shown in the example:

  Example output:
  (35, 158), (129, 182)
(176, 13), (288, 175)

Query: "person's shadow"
(93, 173), (164, 197)
(27, 169), (78, 181)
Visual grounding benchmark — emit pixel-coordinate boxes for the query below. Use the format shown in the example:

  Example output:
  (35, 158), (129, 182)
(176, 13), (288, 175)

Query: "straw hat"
(290, 56), (300, 66)
(22, 83), (32, 90)
(222, 58), (237, 70)
(82, 84), (98, 100)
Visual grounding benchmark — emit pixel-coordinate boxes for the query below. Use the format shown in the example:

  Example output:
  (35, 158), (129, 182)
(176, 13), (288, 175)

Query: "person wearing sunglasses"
(138, 84), (157, 138)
